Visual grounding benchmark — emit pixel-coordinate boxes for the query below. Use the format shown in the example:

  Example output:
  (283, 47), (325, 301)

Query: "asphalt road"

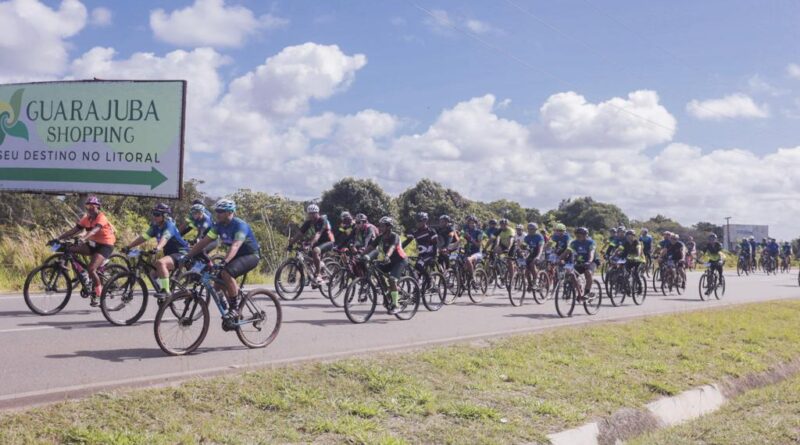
(1, 270), (798, 410)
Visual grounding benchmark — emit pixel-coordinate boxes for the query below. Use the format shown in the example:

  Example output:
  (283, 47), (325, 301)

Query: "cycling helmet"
(416, 212), (429, 222)
(617, 226), (626, 232)
(190, 203), (205, 213)
(555, 223), (566, 231)
(488, 219), (498, 225)
(499, 218), (509, 225)
(466, 214), (478, 223)
(306, 204), (319, 213)
(749, 236), (755, 240)
(516, 224), (524, 230)
(378, 216), (394, 227)
(576, 227), (589, 235)
(641, 228), (649, 234)
(85, 196), (101, 207)
(439, 214), (451, 222)
(528, 222), (538, 230)
(625, 229), (635, 236)
(214, 199), (236, 213)
(340, 211), (352, 220)
(355, 213), (368, 223)
(708, 233), (717, 239)
(152, 203), (171, 215)
(672, 234), (680, 240)
(191, 199), (204, 205)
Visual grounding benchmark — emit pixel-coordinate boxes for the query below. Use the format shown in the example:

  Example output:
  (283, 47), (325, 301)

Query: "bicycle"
(274, 246), (336, 301)
(153, 260), (282, 355)
(605, 258), (647, 306)
(342, 258), (420, 323)
(553, 262), (602, 317)
(659, 260), (684, 296)
(99, 249), (186, 326)
(405, 255), (447, 311)
(23, 239), (127, 316)
(736, 254), (750, 276)
(446, 251), (488, 304)
(780, 255), (791, 274)
(699, 262), (725, 301)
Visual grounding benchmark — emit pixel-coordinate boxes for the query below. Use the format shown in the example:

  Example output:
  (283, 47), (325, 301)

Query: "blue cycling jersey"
(207, 217), (260, 257)
(186, 211), (213, 237)
(463, 227), (484, 255)
(569, 238), (596, 263)
(552, 233), (571, 253)
(767, 242), (780, 254)
(143, 218), (189, 255)
(523, 233), (544, 251)
(484, 227), (499, 238)
(640, 235), (653, 251)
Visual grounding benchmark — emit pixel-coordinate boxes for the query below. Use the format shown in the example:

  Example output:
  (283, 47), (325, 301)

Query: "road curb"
(546, 358), (800, 445)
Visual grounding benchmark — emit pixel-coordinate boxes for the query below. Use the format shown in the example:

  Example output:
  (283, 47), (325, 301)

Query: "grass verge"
(629, 371), (800, 445)
(2, 301), (800, 444)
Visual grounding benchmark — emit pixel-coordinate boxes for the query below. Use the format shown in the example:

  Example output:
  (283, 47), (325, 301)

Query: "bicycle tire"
(554, 280), (576, 318)
(651, 267), (661, 293)
(507, 270), (525, 306)
(154, 290), (209, 356)
(394, 277), (421, 320)
(698, 274), (709, 301)
(23, 264), (73, 316)
(343, 277), (377, 323)
(468, 269), (488, 304)
(531, 271), (549, 304)
(632, 273), (646, 305)
(607, 274), (624, 307)
(583, 279), (602, 315)
(442, 267), (461, 305)
(274, 260), (304, 300)
(422, 271), (446, 311)
(100, 271), (148, 326)
(714, 275), (725, 299)
(326, 267), (351, 308)
(235, 288), (282, 348)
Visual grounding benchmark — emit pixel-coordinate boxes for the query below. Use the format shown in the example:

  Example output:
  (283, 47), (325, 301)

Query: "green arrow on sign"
(0, 167), (168, 190)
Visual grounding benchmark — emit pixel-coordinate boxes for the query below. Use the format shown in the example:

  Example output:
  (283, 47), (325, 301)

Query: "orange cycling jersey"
(78, 212), (116, 246)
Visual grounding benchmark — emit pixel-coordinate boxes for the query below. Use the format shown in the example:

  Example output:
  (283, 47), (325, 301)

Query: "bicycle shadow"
(17, 319), (110, 330)
(661, 298), (705, 302)
(283, 316), (394, 326)
(504, 312), (562, 320)
(45, 345), (243, 362)
(0, 309), (94, 318)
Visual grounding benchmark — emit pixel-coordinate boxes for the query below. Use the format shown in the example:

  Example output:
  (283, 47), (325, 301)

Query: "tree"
(553, 197), (629, 233)
(320, 178), (394, 228)
(485, 199), (526, 225)
(396, 179), (466, 231)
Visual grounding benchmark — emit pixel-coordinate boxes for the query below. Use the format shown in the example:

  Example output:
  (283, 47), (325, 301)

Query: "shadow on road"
(504, 312), (561, 320)
(661, 298), (705, 302)
(45, 345), (244, 362)
(17, 319), (109, 330)
(282, 317), (354, 327)
(0, 309), (94, 318)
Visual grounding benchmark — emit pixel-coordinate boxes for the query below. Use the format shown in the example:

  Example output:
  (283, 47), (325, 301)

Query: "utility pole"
(725, 216), (732, 250)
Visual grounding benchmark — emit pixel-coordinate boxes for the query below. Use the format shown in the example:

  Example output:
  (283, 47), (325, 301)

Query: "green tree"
(396, 179), (468, 231)
(553, 197), (629, 233)
(320, 178), (394, 228)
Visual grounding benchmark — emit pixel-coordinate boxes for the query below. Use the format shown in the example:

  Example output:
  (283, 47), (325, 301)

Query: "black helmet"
(416, 212), (429, 222)
(379, 216), (394, 227)
(152, 203), (171, 215)
(488, 219), (498, 225)
(576, 227), (589, 235)
(439, 215), (451, 222)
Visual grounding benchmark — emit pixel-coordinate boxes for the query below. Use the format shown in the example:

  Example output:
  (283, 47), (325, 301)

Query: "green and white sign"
(0, 80), (186, 198)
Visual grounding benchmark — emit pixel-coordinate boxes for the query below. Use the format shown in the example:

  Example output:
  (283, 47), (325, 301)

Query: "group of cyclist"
(737, 236), (794, 272)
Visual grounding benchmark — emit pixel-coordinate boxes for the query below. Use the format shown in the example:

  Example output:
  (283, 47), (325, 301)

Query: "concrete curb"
(546, 359), (800, 445)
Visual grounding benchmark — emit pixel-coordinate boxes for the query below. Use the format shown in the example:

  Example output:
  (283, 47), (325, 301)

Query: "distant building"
(724, 224), (769, 250)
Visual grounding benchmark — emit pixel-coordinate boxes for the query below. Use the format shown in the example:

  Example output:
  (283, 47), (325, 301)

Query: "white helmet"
(306, 204), (320, 213)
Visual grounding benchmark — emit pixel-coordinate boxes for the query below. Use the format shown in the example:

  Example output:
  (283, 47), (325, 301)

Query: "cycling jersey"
(403, 226), (438, 257)
(665, 241), (685, 261)
(740, 241), (751, 256)
(335, 223), (355, 248)
(551, 233), (571, 254)
(370, 232), (407, 262)
(462, 227), (484, 256)
(143, 218), (189, 255)
(767, 242), (780, 255)
(185, 211), (213, 238)
(640, 235), (653, 252)
(206, 217), (260, 257)
(619, 239), (643, 262)
(568, 238), (596, 263)
(523, 232), (545, 254)
(782, 245), (792, 255)
(300, 215), (333, 244)
(749, 240), (757, 254)
(78, 212), (116, 246)
(658, 239), (670, 249)
(484, 227), (499, 239)
(685, 241), (697, 253)
(705, 241), (724, 261)
(353, 223), (378, 248)
(496, 227), (515, 250)
(437, 225), (459, 249)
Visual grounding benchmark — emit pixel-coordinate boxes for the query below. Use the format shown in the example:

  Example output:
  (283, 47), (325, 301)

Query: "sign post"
(0, 80), (186, 198)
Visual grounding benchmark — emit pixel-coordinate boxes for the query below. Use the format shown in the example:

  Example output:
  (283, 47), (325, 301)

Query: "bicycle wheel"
(607, 275), (624, 307)
(343, 277), (377, 323)
(469, 269), (488, 304)
(326, 267), (351, 308)
(154, 290), (209, 356)
(604, 269), (615, 301)
(422, 272), (446, 311)
(274, 260), (304, 300)
(235, 288), (282, 348)
(394, 277), (421, 320)
(632, 273), (646, 305)
(698, 274), (710, 301)
(714, 275), (725, 299)
(554, 280), (576, 318)
(651, 267), (661, 293)
(23, 264), (72, 316)
(583, 279), (602, 315)
(531, 271), (549, 304)
(106, 253), (131, 270)
(442, 267), (461, 305)
(507, 270), (525, 306)
(100, 271), (148, 326)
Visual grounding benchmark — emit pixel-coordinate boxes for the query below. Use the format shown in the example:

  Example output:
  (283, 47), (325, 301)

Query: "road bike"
(274, 246), (336, 301)
(553, 262), (602, 318)
(405, 255), (448, 311)
(342, 258), (420, 323)
(699, 262), (725, 301)
(153, 260), (282, 355)
(736, 254), (751, 276)
(23, 240), (127, 316)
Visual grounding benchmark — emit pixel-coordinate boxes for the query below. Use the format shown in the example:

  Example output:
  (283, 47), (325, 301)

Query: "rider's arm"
(58, 224), (83, 240)
(225, 240), (243, 263)
(401, 234), (414, 249)
(126, 235), (146, 250)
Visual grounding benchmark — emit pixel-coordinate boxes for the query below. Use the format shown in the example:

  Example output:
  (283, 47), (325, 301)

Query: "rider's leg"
(312, 246), (322, 279)
(88, 253), (105, 295)
(156, 256), (175, 294)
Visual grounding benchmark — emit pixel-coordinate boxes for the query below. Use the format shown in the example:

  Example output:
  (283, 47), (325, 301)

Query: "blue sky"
(3, 0), (800, 237)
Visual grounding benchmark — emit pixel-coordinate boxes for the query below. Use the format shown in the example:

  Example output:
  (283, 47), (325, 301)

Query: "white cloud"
(787, 63), (800, 80)
(424, 9), (498, 35)
(89, 6), (111, 26)
(0, 0), (87, 82)
(464, 19), (492, 34)
(150, 0), (288, 48)
(686, 93), (769, 120)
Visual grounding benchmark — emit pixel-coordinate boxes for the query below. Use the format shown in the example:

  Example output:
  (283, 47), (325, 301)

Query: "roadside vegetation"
(1, 301), (800, 444)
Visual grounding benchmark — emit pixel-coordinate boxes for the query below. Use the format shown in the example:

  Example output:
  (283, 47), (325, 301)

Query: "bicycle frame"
(186, 261), (257, 328)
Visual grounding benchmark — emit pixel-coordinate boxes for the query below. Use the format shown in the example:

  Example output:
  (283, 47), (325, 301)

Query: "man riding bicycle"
(685, 236), (697, 269)
(781, 241), (793, 264)
(287, 204), (334, 286)
(616, 229), (644, 277)
(662, 233), (687, 287)
(363, 216), (408, 315)
(462, 215), (485, 277)
(640, 228), (653, 265)
(436, 215), (460, 270)
(560, 227), (596, 298)
(179, 200), (213, 241)
(523, 222), (545, 289)
(183, 199), (261, 319)
(123, 203), (190, 302)
(52, 196), (116, 306)
(493, 218), (517, 280)
(702, 234), (725, 293)
(352, 213), (378, 253)
(334, 211), (356, 250)
(402, 212), (438, 287)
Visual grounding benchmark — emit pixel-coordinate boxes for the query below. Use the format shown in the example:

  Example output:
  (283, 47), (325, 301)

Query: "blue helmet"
(214, 199), (236, 213)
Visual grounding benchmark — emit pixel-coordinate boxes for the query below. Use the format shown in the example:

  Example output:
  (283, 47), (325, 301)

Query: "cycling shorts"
(313, 241), (335, 254)
(574, 262), (596, 274)
(378, 259), (407, 280)
(224, 254), (259, 278)
(88, 242), (114, 259)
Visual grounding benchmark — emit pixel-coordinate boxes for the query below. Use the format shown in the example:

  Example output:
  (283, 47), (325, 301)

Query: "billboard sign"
(0, 80), (185, 197)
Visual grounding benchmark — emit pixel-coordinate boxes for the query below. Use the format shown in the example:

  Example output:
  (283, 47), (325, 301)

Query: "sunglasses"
(152, 212), (164, 217)
(215, 209), (228, 214)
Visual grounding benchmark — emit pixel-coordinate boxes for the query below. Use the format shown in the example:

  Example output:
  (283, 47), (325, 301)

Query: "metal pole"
(725, 217), (732, 250)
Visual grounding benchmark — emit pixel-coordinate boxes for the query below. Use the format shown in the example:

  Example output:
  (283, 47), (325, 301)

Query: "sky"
(2, 0), (800, 238)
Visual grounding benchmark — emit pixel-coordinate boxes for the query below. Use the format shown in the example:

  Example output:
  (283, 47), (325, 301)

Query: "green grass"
(2, 301), (800, 444)
(629, 371), (800, 445)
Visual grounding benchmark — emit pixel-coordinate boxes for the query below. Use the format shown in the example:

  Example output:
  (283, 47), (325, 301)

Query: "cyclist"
(523, 222), (545, 289)
(685, 236), (697, 269)
(551, 223), (572, 257)
(561, 227), (596, 298)
(184, 199), (260, 318)
(781, 241), (793, 265)
(436, 215), (460, 270)
(52, 196), (116, 306)
(665, 233), (687, 286)
(604, 228), (621, 260)
(353, 213), (378, 253)
(640, 228), (653, 266)
(493, 218), (517, 279)
(484, 219), (500, 240)
(122, 203), (190, 302)
(701, 233), (725, 293)
(739, 237), (752, 269)
(766, 238), (780, 270)
(363, 216), (408, 315)
(616, 229), (644, 277)
(462, 215), (485, 276)
(402, 212), (438, 287)
(287, 204), (334, 285)
(179, 200), (213, 240)
(334, 211), (356, 250)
